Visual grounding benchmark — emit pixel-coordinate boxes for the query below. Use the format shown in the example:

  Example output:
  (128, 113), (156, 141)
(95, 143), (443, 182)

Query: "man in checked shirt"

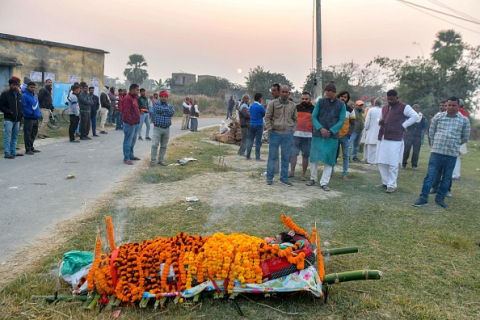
(150, 91), (175, 167)
(413, 96), (470, 209)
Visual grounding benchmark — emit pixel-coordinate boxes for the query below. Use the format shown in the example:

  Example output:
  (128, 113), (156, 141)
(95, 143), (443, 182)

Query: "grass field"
(1, 129), (479, 319)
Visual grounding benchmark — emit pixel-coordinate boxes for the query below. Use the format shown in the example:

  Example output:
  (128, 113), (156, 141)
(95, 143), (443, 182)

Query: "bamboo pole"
(322, 247), (358, 256)
(31, 295), (89, 302)
(323, 270), (382, 285)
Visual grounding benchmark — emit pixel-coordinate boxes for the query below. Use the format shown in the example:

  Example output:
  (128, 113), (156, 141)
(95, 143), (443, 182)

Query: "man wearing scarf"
(402, 104), (428, 170)
(306, 81), (346, 191)
(375, 90), (418, 193)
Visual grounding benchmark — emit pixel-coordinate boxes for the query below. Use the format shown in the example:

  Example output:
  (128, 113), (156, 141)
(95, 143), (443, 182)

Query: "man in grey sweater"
(78, 84), (93, 140)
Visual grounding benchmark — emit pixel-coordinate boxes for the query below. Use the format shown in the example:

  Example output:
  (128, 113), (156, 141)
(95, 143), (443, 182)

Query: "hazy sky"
(2, 0), (479, 90)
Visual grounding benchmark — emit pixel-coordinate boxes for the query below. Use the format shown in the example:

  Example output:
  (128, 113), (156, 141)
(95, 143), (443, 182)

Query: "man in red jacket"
(122, 84), (141, 165)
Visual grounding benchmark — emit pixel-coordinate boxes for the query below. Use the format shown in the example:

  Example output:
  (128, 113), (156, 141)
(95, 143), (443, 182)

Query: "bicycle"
(61, 108), (70, 123)
(47, 109), (62, 130)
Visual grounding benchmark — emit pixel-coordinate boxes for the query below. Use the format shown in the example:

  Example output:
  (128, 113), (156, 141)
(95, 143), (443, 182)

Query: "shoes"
(70, 140), (80, 143)
(413, 198), (428, 207)
(150, 161), (156, 167)
(4, 155), (14, 159)
(353, 158), (360, 162)
(256, 158), (265, 162)
(386, 187), (396, 193)
(435, 197), (447, 208)
(15, 153), (24, 156)
(321, 185), (331, 191)
(280, 180), (293, 187)
(288, 173), (295, 178)
(306, 180), (316, 186)
(131, 157), (141, 161)
(146, 137), (151, 140)
(100, 131), (108, 134)
(33, 149), (41, 153)
(138, 137), (143, 140)
(80, 137), (88, 140)
(238, 153), (245, 157)
(245, 157), (251, 160)
(38, 134), (46, 139)
(124, 160), (133, 165)
(266, 180), (273, 185)
(300, 176), (307, 181)
(43, 135), (50, 138)
(446, 191), (452, 197)
(93, 134), (100, 137)
(376, 184), (387, 188)
(429, 188), (437, 194)
(87, 137), (92, 140)
(26, 151), (34, 155)
(412, 166), (417, 171)
(75, 133), (80, 137)
(158, 161), (168, 166)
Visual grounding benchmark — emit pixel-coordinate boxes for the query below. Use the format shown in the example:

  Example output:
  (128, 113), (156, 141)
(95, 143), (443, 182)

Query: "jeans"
(116, 111), (123, 130)
(138, 113), (151, 138)
(190, 118), (198, 131)
(3, 120), (20, 156)
(349, 131), (362, 159)
(419, 152), (456, 201)
(335, 135), (350, 176)
(91, 112), (97, 135)
(246, 125), (263, 159)
(80, 111), (91, 138)
(23, 118), (39, 152)
(267, 131), (293, 182)
(238, 127), (249, 155)
(108, 108), (114, 124)
(151, 126), (170, 162)
(123, 123), (139, 161)
(226, 107), (233, 119)
(69, 115), (80, 141)
(402, 135), (422, 168)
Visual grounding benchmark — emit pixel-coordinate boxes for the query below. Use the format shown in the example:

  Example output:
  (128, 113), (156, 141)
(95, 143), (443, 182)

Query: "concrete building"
(197, 75), (216, 82)
(170, 72), (196, 91)
(0, 33), (108, 91)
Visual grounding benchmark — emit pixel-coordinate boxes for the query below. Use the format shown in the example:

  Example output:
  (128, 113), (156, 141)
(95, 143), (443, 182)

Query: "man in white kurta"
(375, 90), (418, 193)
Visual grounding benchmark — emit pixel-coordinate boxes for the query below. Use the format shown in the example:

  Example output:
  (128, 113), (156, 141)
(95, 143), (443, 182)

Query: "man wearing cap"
(307, 81), (346, 191)
(37, 79), (54, 139)
(376, 90), (418, 193)
(402, 104), (428, 170)
(99, 86), (110, 134)
(349, 100), (364, 161)
(150, 91), (175, 167)
(264, 85), (297, 186)
(0, 77), (23, 158)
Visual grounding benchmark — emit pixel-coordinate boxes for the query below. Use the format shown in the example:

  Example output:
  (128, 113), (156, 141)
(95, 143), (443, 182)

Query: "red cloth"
(121, 93), (140, 125)
(118, 95), (123, 112)
(458, 108), (468, 118)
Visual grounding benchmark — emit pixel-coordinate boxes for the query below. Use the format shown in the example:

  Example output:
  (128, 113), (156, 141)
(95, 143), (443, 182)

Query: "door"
(0, 65), (12, 91)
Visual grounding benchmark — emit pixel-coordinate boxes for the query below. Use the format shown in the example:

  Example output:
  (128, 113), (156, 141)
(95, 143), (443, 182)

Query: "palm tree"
(431, 30), (464, 70)
(123, 54), (149, 85)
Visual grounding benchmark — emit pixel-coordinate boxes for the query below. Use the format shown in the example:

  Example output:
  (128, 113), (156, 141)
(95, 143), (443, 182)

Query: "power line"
(398, 1), (480, 35)
(397, 0), (480, 25)
(426, 0), (480, 23)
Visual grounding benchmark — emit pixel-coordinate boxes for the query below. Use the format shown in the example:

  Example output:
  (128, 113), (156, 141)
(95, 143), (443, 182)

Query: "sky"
(1, 0), (480, 91)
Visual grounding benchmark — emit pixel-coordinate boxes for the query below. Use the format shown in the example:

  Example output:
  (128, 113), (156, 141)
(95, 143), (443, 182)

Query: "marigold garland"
(106, 216), (117, 251)
(281, 215), (314, 243)
(86, 233), (102, 291)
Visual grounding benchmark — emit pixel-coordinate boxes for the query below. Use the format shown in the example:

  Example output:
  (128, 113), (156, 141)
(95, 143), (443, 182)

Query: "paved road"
(0, 117), (223, 264)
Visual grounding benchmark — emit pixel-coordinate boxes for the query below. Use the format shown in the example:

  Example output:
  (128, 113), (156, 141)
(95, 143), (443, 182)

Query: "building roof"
(0, 33), (109, 54)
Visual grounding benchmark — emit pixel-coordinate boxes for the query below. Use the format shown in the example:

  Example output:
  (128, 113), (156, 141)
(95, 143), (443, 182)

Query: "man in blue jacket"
(246, 93), (266, 161)
(0, 77), (23, 158)
(22, 81), (42, 154)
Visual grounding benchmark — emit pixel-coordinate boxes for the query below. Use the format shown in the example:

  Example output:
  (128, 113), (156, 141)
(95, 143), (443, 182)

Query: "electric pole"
(314, 0), (323, 100)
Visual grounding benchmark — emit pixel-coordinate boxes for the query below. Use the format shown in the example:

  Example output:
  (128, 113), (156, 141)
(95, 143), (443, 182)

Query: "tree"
(154, 78), (163, 91)
(186, 77), (232, 97)
(369, 29), (480, 116)
(245, 66), (294, 100)
(123, 54), (149, 85)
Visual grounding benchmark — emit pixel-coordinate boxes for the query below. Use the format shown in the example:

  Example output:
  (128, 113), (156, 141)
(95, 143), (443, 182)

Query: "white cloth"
(378, 163), (398, 189)
(309, 162), (333, 186)
(99, 107), (108, 131)
(364, 107), (382, 145)
(375, 139), (404, 166)
(452, 157), (461, 179)
(367, 145), (377, 164)
(190, 104), (199, 118)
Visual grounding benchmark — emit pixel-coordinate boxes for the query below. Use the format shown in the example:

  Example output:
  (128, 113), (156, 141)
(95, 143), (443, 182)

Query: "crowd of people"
(231, 81), (471, 209)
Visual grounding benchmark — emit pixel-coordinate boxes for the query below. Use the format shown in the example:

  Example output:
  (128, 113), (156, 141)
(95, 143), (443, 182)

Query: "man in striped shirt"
(413, 96), (470, 208)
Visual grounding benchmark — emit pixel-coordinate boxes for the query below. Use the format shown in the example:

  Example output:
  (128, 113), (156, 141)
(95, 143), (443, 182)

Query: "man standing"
(402, 104), (428, 170)
(22, 81), (42, 154)
(413, 97), (470, 208)
(288, 91), (314, 181)
(264, 85), (297, 186)
(151, 91), (175, 167)
(246, 93), (266, 161)
(108, 87), (117, 125)
(37, 79), (54, 139)
(335, 90), (355, 180)
(0, 77), (23, 158)
(181, 97), (191, 130)
(89, 86), (100, 137)
(350, 100), (364, 161)
(78, 84), (93, 140)
(237, 94), (251, 156)
(190, 99), (200, 132)
(116, 89), (125, 130)
(227, 96), (235, 119)
(68, 85), (81, 143)
(376, 90), (419, 193)
(122, 84), (141, 165)
(99, 86), (110, 134)
(307, 81), (346, 191)
(138, 88), (151, 140)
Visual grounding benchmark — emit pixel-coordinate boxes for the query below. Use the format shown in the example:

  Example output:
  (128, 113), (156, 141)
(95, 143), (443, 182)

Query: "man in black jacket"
(99, 86), (110, 134)
(78, 84), (93, 140)
(89, 86), (100, 137)
(0, 77), (24, 158)
(38, 79), (54, 139)
(402, 104), (428, 170)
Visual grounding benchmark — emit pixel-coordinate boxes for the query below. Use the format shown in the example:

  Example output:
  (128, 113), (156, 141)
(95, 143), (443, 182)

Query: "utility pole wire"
(426, 0), (480, 23)
(397, 0), (480, 25)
